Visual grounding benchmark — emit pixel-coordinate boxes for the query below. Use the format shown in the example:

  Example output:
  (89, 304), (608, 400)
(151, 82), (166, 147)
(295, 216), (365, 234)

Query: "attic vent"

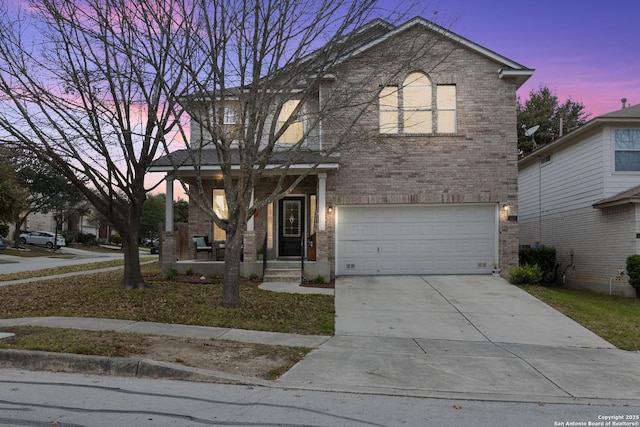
(540, 155), (552, 165)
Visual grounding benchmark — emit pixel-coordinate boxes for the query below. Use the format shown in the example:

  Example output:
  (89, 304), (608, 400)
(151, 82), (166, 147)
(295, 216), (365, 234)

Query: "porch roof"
(150, 148), (340, 173)
(593, 184), (640, 209)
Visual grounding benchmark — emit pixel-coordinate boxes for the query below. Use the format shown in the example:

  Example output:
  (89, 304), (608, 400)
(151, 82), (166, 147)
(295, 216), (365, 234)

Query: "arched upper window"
(402, 72), (432, 134)
(379, 72), (456, 135)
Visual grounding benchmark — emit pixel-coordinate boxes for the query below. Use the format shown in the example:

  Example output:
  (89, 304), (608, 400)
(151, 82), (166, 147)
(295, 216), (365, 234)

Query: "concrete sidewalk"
(0, 316), (330, 348)
(277, 276), (640, 405)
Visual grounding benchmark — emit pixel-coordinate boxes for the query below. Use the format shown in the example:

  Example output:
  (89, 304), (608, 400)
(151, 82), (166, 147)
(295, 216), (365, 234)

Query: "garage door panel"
(337, 205), (496, 275)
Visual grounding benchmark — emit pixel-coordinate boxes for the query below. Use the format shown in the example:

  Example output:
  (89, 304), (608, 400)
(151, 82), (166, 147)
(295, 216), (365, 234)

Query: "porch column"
(318, 173), (326, 231)
(247, 188), (255, 232)
(164, 174), (174, 232)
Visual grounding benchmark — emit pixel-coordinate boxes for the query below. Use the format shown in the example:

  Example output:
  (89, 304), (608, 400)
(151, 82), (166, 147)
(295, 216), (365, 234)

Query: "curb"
(0, 349), (272, 387)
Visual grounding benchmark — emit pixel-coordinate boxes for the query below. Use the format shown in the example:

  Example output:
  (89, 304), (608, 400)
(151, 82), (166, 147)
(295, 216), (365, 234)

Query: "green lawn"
(519, 284), (640, 351)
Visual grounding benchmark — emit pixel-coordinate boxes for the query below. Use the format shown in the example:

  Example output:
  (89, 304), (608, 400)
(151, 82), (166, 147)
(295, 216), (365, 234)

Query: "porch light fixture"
(327, 205), (333, 213)
(502, 203), (510, 211)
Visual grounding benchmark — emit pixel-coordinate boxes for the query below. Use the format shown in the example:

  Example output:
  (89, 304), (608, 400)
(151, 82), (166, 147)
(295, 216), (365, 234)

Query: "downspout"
(561, 249), (574, 284)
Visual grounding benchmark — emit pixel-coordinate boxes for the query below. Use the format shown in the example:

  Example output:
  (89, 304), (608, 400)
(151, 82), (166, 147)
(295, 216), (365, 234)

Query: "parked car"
(19, 231), (66, 249)
(141, 237), (159, 247)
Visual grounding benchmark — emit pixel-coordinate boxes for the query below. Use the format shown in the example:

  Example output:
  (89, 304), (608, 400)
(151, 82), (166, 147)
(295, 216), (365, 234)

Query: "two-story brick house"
(151, 16), (533, 280)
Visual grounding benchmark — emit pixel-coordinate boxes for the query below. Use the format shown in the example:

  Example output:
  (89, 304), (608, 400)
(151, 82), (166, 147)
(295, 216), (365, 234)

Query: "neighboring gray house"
(152, 17), (533, 280)
(518, 103), (640, 296)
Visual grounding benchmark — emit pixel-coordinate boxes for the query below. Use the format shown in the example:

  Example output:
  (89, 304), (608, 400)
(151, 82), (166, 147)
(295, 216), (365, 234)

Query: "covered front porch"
(155, 167), (336, 282)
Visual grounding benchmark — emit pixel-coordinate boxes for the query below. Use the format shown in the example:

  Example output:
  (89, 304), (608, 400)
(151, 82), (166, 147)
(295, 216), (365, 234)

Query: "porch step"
(263, 268), (301, 284)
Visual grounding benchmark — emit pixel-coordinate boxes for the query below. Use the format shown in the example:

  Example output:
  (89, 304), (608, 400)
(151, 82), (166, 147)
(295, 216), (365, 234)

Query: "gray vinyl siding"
(603, 125), (640, 198)
(517, 165), (540, 220)
(518, 131), (605, 221)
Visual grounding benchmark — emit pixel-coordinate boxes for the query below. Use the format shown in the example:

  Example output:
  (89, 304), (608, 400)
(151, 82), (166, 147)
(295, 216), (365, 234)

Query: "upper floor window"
(615, 129), (640, 171)
(403, 73), (432, 133)
(277, 100), (304, 144)
(379, 86), (399, 134)
(223, 107), (236, 124)
(436, 85), (457, 133)
(379, 72), (456, 135)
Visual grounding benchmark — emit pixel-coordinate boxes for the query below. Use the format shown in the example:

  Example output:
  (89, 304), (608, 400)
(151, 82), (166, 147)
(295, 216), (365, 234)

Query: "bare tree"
(0, 0), (450, 304)
(0, 0), (196, 288)
(164, 0), (448, 306)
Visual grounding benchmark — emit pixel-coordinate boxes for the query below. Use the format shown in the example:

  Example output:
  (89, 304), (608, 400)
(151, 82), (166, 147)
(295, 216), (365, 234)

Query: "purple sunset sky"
(417, 0), (640, 117)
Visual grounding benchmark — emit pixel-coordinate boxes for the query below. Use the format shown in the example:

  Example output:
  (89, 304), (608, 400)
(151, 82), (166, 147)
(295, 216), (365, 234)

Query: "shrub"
(163, 267), (178, 280)
(60, 230), (74, 243)
(519, 246), (556, 282)
(185, 267), (194, 276)
(509, 264), (543, 285)
(313, 274), (325, 284)
(249, 273), (259, 281)
(77, 232), (97, 246)
(626, 255), (640, 288)
(110, 233), (122, 246)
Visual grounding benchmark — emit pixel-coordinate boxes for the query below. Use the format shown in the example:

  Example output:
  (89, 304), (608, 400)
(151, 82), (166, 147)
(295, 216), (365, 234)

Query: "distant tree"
(517, 85), (590, 155)
(140, 195), (189, 239)
(0, 150), (27, 227)
(174, 199), (189, 224)
(140, 194), (166, 240)
(0, 148), (83, 247)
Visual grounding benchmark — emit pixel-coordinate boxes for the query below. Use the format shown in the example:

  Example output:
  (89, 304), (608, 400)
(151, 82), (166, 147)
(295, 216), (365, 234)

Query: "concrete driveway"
(334, 275), (612, 347)
(278, 276), (640, 404)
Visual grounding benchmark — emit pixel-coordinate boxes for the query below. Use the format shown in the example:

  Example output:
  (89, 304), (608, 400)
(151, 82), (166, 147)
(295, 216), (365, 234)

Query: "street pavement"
(1, 266), (639, 406)
(0, 246), (155, 285)
(0, 246), (129, 276)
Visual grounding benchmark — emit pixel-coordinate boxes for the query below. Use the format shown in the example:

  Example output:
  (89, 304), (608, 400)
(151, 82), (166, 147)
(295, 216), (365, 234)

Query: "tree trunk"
(121, 232), (145, 290)
(222, 225), (244, 307)
(12, 216), (25, 249)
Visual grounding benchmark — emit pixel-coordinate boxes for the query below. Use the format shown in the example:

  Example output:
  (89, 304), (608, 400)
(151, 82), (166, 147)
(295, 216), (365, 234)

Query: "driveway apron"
(277, 276), (640, 404)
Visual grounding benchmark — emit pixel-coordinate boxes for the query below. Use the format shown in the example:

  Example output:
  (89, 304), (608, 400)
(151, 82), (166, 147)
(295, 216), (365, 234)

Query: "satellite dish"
(524, 125), (539, 137)
(522, 124), (540, 149)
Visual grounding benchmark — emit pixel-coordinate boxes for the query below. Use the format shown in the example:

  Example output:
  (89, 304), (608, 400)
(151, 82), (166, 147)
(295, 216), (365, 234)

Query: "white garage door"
(336, 204), (497, 275)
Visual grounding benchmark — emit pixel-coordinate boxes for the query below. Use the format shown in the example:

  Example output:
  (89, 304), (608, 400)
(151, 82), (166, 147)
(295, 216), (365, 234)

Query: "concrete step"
(263, 268), (301, 283)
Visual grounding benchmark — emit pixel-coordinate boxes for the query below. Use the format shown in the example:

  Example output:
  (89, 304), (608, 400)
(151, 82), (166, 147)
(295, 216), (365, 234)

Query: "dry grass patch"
(0, 326), (310, 379)
(0, 263), (334, 336)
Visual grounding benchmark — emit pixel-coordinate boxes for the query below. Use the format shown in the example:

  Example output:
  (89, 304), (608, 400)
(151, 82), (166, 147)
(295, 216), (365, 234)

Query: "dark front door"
(278, 197), (305, 257)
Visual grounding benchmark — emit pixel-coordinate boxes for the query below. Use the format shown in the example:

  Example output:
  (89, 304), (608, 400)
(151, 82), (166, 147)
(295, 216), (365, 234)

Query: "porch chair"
(192, 236), (212, 259)
(214, 241), (225, 261)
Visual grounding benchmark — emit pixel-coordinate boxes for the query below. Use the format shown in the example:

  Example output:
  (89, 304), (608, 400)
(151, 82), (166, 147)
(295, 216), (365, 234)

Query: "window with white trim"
(436, 85), (457, 133)
(213, 189), (228, 241)
(615, 129), (640, 171)
(223, 107), (236, 124)
(403, 73), (432, 133)
(379, 72), (456, 135)
(379, 86), (399, 134)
